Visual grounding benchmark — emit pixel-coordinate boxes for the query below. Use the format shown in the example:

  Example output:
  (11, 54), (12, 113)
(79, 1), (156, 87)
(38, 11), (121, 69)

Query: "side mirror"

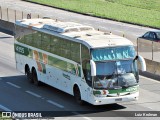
(90, 60), (96, 76)
(137, 55), (146, 71)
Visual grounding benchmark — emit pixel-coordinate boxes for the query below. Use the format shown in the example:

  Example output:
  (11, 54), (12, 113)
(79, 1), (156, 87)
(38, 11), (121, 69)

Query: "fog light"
(95, 100), (101, 103)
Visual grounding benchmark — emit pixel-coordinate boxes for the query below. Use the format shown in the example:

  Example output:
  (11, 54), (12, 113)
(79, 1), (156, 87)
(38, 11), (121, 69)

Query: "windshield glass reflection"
(94, 60), (138, 90)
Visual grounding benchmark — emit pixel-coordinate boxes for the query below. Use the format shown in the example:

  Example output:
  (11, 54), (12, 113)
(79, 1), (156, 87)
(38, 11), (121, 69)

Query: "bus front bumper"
(90, 92), (139, 105)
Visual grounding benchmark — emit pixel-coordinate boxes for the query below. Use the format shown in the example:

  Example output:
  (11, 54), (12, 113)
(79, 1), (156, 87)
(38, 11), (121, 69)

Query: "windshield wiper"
(109, 86), (122, 90)
(122, 83), (138, 88)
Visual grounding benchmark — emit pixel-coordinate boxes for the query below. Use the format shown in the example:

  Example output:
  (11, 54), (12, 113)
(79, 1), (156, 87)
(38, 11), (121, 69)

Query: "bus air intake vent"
(43, 24), (64, 33)
(86, 34), (92, 36)
(104, 32), (112, 35)
(43, 22), (94, 33)
(73, 35), (81, 38)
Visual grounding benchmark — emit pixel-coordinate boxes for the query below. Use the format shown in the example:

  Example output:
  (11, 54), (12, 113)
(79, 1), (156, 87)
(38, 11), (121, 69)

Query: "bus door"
(82, 60), (92, 101)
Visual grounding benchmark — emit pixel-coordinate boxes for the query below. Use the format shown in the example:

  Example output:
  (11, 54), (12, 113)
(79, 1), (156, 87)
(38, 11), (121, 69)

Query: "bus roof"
(15, 18), (134, 49)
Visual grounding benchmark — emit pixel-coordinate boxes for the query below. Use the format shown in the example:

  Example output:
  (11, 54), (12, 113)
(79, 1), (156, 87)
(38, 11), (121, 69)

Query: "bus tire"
(25, 66), (33, 83)
(74, 86), (84, 105)
(32, 69), (40, 86)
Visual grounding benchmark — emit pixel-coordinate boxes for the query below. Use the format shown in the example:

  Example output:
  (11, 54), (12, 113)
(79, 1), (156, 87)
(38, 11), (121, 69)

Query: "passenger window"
(32, 31), (42, 49)
(149, 32), (156, 40)
(41, 33), (51, 52)
(143, 32), (150, 38)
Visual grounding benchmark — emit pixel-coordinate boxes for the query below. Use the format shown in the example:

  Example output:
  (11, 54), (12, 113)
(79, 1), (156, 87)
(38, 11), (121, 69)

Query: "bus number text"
(16, 46), (25, 54)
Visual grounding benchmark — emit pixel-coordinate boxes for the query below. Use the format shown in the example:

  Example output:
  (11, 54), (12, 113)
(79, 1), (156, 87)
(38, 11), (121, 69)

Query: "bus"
(14, 18), (146, 105)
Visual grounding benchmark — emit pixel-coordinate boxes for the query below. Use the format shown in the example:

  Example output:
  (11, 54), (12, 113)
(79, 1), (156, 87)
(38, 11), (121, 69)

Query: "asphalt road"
(0, 0), (160, 62)
(0, 32), (160, 120)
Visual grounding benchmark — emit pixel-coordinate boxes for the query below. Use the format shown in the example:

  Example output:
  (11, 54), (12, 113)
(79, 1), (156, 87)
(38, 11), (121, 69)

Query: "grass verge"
(25, 0), (160, 28)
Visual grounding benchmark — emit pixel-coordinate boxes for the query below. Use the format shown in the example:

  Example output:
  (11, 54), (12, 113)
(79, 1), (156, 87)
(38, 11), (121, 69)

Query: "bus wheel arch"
(73, 84), (84, 105)
(25, 64), (32, 83)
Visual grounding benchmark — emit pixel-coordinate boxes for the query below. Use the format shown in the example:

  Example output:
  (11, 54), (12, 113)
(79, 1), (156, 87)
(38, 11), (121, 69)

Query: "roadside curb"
(0, 20), (14, 35)
(139, 71), (160, 81)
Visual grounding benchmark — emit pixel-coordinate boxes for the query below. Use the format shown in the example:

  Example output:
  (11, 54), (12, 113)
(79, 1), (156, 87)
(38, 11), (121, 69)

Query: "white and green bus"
(14, 18), (146, 105)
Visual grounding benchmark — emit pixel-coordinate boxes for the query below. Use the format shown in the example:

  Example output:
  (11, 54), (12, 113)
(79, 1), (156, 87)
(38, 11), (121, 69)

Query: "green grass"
(26, 0), (160, 28)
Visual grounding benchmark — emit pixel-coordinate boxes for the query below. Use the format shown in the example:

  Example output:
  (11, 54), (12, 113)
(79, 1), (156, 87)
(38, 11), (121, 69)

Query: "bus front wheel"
(74, 86), (84, 105)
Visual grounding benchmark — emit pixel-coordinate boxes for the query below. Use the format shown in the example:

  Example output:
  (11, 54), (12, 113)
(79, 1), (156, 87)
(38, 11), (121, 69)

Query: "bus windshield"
(91, 46), (136, 61)
(91, 46), (138, 90)
(93, 60), (138, 90)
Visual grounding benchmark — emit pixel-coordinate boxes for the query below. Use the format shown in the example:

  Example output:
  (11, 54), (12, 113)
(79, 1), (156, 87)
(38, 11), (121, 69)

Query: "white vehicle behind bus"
(14, 18), (146, 105)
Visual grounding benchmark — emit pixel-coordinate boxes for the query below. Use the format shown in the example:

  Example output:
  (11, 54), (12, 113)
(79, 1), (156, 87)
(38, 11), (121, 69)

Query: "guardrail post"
(22, 11), (23, 19)
(7, 8), (9, 21)
(0, 6), (2, 19)
(137, 38), (139, 55)
(15, 10), (16, 22)
(152, 41), (153, 61)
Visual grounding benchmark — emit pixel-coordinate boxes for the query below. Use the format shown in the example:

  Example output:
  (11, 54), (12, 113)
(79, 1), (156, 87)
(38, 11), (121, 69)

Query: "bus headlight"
(93, 90), (108, 97)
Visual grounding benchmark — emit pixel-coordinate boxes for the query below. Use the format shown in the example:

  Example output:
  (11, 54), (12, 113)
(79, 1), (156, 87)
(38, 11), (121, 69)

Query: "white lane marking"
(47, 100), (64, 109)
(26, 91), (41, 98)
(84, 23), (92, 26)
(147, 107), (153, 110)
(140, 76), (160, 83)
(72, 112), (93, 120)
(0, 104), (12, 111)
(99, 26), (107, 29)
(6, 82), (21, 89)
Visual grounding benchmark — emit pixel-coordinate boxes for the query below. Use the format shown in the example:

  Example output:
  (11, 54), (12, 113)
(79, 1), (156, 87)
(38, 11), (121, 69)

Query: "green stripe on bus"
(108, 86), (138, 94)
(28, 48), (33, 58)
(93, 86), (138, 95)
(14, 44), (29, 56)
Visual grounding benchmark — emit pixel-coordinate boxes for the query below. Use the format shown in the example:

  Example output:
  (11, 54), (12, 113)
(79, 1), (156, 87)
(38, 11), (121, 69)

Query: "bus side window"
(86, 61), (91, 81)
(16, 26), (26, 43)
(24, 29), (33, 46)
(32, 31), (42, 49)
(41, 33), (51, 52)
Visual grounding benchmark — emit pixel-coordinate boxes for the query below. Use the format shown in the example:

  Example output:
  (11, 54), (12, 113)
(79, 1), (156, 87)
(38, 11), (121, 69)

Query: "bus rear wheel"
(32, 69), (40, 86)
(25, 67), (33, 83)
(74, 86), (84, 105)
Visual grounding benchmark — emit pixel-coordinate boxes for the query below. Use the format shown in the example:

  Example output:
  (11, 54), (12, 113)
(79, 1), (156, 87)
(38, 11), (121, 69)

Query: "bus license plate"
(115, 98), (122, 101)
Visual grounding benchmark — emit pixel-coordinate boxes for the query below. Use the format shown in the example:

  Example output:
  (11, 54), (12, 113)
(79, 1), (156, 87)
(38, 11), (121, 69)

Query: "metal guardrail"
(0, 6), (41, 22)
(137, 38), (160, 62)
